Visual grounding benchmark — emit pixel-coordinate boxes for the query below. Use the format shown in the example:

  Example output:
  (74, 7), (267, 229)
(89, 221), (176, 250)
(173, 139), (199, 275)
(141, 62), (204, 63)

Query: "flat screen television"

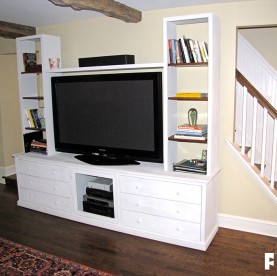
(51, 72), (163, 165)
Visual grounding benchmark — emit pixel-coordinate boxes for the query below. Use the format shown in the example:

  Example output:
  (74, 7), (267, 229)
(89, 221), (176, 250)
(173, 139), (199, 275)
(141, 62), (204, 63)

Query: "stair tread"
(2, 174), (17, 181)
(2, 174), (17, 189)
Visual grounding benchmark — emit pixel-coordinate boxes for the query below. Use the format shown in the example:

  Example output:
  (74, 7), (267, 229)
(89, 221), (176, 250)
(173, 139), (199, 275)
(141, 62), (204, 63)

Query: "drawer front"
(120, 176), (201, 204)
(18, 174), (71, 197)
(121, 193), (201, 223)
(16, 159), (70, 182)
(121, 210), (200, 242)
(19, 188), (72, 213)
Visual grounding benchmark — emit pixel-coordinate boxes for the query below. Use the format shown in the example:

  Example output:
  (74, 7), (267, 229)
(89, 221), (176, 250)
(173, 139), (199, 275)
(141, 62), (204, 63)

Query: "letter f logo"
(265, 253), (275, 270)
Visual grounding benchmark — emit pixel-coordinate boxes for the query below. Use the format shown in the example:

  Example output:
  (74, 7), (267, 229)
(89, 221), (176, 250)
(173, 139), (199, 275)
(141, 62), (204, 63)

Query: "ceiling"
(0, 0), (250, 27)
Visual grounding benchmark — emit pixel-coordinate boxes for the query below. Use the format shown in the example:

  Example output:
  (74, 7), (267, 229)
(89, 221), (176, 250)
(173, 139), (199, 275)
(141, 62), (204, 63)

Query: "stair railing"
(236, 70), (277, 190)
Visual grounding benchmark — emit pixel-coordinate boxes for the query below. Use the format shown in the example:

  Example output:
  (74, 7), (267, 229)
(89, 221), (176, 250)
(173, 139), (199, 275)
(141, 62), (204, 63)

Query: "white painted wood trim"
(47, 63), (164, 73)
(218, 213), (277, 238)
(225, 139), (277, 205)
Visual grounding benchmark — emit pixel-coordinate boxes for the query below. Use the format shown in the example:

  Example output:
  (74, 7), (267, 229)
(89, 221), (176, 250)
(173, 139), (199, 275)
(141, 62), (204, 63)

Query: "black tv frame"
(51, 72), (163, 166)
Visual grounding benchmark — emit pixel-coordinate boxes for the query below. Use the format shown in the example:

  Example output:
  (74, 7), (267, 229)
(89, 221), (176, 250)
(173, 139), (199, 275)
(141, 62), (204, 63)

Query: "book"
(175, 39), (182, 64)
(193, 40), (203, 62)
(174, 134), (207, 140)
(199, 41), (208, 62)
(188, 39), (197, 63)
(179, 37), (190, 63)
(171, 39), (177, 64)
(177, 124), (207, 131)
(168, 39), (173, 64)
(30, 109), (41, 128)
(184, 37), (195, 62)
(173, 159), (207, 174)
(25, 109), (35, 128)
(37, 107), (46, 128)
(176, 130), (207, 136)
(176, 92), (208, 98)
(176, 124), (207, 136)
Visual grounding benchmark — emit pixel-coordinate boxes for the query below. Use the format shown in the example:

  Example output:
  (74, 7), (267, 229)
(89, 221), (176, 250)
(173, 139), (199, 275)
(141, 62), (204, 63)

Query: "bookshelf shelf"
(25, 127), (46, 131)
(23, 96), (44, 100)
(168, 62), (208, 67)
(168, 135), (207, 143)
(168, 96), (208, 101)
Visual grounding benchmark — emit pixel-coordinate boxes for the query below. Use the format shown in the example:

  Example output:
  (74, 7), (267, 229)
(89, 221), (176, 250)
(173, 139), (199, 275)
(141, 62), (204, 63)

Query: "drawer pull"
(55, 200), (60, 205)
(176, 209), (180, 214)
(137, 218), (142, 224)
(53, 185), (58, 191)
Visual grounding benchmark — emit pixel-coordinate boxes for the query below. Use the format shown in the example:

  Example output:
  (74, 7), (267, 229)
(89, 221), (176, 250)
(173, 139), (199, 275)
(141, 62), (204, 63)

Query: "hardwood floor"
(0, 184), (276, 276)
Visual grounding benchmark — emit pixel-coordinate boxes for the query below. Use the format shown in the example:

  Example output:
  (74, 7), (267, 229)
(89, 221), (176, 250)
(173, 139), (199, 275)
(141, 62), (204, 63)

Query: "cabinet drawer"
(121, 210), (200, 242)
(120, 193), (201, 223)
(19, 188), (72, 213)
(17, 174), (71, 197)
(16, 159), (70, 182)
(120, 176), (201, 204)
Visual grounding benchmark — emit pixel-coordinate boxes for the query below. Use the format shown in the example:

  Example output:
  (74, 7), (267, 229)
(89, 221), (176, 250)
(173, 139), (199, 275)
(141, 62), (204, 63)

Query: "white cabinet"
(119, 175), (202, 242)
(15, 157), (73, 214)
(14, 13), (220, 251)
(15, 152), (218, 251)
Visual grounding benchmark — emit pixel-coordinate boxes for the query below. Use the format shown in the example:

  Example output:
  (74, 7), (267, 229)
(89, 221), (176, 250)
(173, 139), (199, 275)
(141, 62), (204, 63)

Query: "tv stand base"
(14, 152), (218, 251)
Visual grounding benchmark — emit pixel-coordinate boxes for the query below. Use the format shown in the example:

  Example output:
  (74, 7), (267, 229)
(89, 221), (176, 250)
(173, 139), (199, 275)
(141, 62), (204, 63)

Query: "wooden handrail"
(236, 70), (277, 119)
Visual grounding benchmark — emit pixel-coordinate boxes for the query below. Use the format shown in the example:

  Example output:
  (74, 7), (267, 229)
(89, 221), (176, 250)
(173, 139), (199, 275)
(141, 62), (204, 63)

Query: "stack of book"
(168, 36), (208, 64)
(25, 108), (45, 129)
(174, 124), (207, 140)
(176, 92), (208, 98)
(173, 159), (207, 174)
(30, 139), (47, 155)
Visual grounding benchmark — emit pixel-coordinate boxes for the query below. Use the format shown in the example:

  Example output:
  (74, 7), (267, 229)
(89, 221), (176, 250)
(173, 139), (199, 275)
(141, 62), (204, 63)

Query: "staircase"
(227, 33), (277, 203)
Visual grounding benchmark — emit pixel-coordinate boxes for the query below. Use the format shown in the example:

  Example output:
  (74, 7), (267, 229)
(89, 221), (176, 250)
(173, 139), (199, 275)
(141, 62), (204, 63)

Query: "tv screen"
(51, 72), (163, 165)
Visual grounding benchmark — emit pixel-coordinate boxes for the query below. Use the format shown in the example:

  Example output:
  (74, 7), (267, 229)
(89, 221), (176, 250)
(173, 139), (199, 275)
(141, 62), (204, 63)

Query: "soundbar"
(79, 55), (135, 67)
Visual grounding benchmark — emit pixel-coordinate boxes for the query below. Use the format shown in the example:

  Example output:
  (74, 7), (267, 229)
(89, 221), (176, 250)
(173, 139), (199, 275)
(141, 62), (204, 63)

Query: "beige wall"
(0, 54), (22, 168)
(36, 0), (277, 222)
(0, 38), (16, 54)
(239, 27), (277, 70)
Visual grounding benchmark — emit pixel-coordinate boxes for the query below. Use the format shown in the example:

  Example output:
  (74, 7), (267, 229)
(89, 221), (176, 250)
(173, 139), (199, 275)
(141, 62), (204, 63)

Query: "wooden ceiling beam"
(49, 0), (142, 23)
(0, 21), (36, 39)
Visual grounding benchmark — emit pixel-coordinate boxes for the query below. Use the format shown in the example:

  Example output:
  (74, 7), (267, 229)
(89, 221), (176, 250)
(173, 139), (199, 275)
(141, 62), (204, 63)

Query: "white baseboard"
(0, 165), (16, 184)
(218, 213), (277, 238)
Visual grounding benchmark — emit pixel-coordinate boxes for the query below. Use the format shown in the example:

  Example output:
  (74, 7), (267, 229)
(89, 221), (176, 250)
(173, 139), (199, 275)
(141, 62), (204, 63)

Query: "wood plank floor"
(0, 184), (276, 276)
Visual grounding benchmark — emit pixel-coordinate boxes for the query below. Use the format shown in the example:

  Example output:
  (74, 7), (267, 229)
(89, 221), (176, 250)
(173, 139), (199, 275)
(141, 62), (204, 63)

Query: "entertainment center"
(15, 13), (220, 251)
